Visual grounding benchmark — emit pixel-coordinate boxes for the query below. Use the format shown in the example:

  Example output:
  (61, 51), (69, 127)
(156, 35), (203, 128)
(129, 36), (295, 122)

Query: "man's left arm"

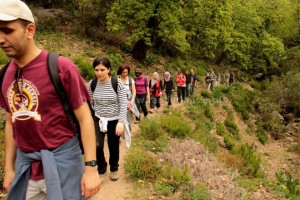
(74, 102), (100, 199)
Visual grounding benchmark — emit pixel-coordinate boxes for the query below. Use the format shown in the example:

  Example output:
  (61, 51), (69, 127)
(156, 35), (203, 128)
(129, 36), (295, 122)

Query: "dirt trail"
(92, 96), (183, 200)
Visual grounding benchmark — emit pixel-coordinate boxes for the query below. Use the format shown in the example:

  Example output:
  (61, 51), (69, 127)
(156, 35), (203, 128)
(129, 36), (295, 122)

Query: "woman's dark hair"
(93, 57), (111, 70)
(117, 64), (131, 75)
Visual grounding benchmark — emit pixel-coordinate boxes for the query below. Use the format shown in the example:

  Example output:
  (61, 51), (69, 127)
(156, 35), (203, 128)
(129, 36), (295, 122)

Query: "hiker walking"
(190, 69), (197, 95)
(0, 1), (100, 199)
(117, 64), (139, 130)
(185, 70), (191, 97)
(176, 69), (186, 103)
(133, 68), (150, 123)
(88, 57), (127, 182)
(162, 71), (174, 107)
(149, 72), (162, 113)
(206, 68), (215, 91)
(224, 70), (230, 86)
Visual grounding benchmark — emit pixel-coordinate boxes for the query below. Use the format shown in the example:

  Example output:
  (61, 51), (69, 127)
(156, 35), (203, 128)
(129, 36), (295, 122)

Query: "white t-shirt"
(123, 76), (135, 100)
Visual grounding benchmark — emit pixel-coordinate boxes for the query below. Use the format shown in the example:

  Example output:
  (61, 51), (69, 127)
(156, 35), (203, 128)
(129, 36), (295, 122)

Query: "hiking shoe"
(134, 120), (140, 124)
(110, 171), (119, 181)
(99, 172), (107, 182)
(149, 109), (154, 113)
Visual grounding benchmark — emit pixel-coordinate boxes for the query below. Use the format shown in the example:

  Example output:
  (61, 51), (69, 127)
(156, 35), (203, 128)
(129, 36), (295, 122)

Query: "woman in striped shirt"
(88, 57), (127, 181)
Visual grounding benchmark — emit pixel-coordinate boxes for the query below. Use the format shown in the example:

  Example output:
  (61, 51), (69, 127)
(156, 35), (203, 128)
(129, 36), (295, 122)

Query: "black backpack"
(0, 52), (119, 154)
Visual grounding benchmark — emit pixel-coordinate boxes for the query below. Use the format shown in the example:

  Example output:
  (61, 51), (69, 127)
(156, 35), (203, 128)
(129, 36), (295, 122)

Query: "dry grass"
(159, 139), (246, 199)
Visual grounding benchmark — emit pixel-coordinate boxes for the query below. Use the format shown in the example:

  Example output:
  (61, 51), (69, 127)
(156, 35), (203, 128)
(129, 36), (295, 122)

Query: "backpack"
(0, 52), (111, 154)
(90, 75), (118, 94)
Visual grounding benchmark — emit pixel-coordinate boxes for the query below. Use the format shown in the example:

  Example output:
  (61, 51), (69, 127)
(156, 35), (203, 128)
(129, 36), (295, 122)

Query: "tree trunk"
(131, 39), (149, 61)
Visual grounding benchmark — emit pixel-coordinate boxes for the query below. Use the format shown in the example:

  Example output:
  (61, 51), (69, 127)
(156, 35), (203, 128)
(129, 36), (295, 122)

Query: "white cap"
(0, 0), (34, 23)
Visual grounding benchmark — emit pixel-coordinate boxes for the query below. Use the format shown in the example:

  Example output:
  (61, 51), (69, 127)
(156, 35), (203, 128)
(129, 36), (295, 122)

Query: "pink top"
(134, 75), (149, 95)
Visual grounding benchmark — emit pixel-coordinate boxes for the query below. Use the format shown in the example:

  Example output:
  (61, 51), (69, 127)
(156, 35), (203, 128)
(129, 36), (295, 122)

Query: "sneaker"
(99, 172), (107, 182)
(110, 171), (119, 181)
(134, 120), (140, 124)
(149, 109), (154, 113)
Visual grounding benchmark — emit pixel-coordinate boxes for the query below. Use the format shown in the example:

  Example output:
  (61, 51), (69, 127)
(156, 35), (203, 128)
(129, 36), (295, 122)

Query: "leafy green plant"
(216, 122), (226, 136)
(256, 125), (268, 144)
(224, 134), (235, 150)
(154, 183), (175, 196)
(201, 90), (212, 99)
(160, 113), (193, 138)
(0, 51), (9, 65)
(107, 53), (123, 76)
(73, 57), (94, 80)
(234, 144), (262, 178)
(276, 171), (300, 197)
(125, 149), (159, 180)
(224, 117), (240, 140)
(204, 103), (214, 121)
(139, 119), (161, 140)
(180, 182), (211, 200)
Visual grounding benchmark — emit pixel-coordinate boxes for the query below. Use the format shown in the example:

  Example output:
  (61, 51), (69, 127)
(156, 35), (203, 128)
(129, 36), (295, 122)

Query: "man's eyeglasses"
(135, 72), (142, 76)
(14, 68), (23, 94)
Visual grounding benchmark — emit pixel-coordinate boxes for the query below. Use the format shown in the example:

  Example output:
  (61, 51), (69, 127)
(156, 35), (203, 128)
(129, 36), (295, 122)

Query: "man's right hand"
(3, 169), (15, 191)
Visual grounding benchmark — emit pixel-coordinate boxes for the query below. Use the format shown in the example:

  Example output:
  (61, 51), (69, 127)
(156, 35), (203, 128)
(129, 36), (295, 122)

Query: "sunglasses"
(135, 72), (142, 75)
(14, 68), (23, 94)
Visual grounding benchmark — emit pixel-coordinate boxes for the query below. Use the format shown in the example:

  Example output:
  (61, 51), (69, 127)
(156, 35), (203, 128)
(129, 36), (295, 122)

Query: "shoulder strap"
(111, 76), (118, 94)
(47, 52), (77, 125)
(90, 77), (98, 93)
(0, 62), (11, 105)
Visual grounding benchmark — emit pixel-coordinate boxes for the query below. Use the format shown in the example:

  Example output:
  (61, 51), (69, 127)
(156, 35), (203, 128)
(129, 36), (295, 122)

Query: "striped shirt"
(88, 78), (127, 123)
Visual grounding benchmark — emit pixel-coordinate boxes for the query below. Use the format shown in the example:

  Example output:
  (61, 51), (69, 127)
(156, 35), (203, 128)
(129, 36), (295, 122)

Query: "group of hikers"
(205, 68), (235, 91)
(0, 1), (235, 199)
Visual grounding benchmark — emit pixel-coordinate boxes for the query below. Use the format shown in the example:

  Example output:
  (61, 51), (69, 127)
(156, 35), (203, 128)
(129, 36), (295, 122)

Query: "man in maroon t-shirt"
(0, 0), (100, 199)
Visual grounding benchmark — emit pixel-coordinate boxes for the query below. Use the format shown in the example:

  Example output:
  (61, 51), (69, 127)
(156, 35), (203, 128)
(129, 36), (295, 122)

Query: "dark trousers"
(177, 86), (186, 102)
(95, 118), (120, 174)
(166, 90), (172, 106)
(150, 95), (160, 108)
(135, 93), (148, 120)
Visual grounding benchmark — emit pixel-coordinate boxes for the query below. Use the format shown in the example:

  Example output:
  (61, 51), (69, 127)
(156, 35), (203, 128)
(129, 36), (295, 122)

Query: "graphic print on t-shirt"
(7, 79), (41, 122)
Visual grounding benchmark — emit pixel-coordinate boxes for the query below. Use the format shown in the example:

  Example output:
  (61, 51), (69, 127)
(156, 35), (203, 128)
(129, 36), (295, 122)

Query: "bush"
(139, 119), (161, 140)
(160, 113), (193, 138)
(107, 53), (124, 76)
(224, 118), (240, 140)
(234, 144), (262, 178)
(73, 57), (94, 80)
(181, 183), (211, 200)
(224, 134), (235, 150)
(125, 149), (159, 180)
(256, 125), (268, 144)
(216, 122), (226, 136)
(0, 51), (9, 65)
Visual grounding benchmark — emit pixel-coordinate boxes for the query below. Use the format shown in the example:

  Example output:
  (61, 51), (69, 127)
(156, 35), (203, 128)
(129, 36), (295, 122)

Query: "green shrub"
(143, 134), (170, 153)
(0, 51), (9, 65)
(256, 126), (268, 144)
(160, 113), (193, 138)
(276, 171), (300, 197)
(125, 149), (159, 180)
(212, 87), (224, 101)
(224, 134), (235, 150)
(0, 130), (4, 190)
(181, 183), (211, 200)
(107, 53), (123, 76)
(139, 119), (161, 140)
(234, 144), (262, 178)
(195, 131), (219, 153)
(204, 103), (214, 121)
(216, 122), (226, 136)
(201, 90), (212, 99)
(224, 118), (240, 140)
(154, 183), (175, 196)
(73, 57), (94, 80)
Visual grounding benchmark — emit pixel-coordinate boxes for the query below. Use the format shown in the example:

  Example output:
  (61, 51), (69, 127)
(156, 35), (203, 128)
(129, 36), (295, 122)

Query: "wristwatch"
(85, 160), (97, 167)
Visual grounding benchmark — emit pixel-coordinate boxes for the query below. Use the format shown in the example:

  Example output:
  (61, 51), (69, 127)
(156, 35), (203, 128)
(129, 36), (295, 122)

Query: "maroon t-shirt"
(0, 50), (91, 180)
